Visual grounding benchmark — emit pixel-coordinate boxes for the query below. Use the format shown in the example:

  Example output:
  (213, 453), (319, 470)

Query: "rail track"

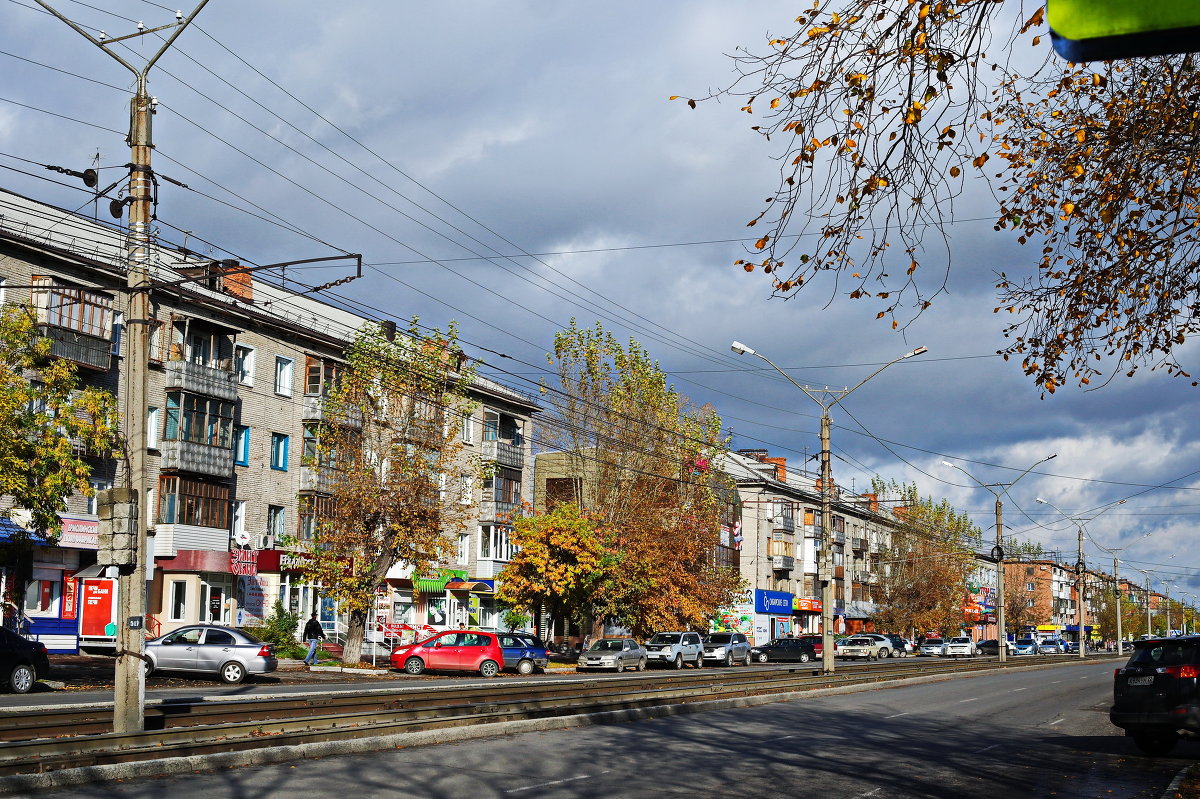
(0, 653), (1114, 783)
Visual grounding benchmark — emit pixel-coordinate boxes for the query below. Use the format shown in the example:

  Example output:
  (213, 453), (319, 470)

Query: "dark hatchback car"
(1111, 635), (1200, 755)
(749, 638), (817, 664)
(497, 632), (550, 675)
(0, 628), (50, 694)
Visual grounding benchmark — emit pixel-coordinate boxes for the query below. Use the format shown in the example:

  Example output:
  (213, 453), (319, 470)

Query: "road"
(30, 659), (1195, 799)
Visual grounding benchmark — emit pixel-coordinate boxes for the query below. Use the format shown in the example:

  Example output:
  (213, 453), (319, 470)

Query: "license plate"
(1127, 676), (1154, 686)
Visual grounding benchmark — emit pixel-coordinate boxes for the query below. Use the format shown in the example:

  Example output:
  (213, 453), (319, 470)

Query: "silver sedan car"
(576, 638), (647, 672)
(145, 624), (278, 684)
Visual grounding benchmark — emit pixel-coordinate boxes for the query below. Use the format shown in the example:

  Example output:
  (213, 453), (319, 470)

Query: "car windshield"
(845, 638), (871, 645)
(1128, 640), (1198, 667)
(923, 639), (943, 646)
(590, 640), (625, 652)
(648, 633), (681, 645)
(704, 634), (732, 644)
(1017, 638), (1037, 645)
(950, 637), (971, 644)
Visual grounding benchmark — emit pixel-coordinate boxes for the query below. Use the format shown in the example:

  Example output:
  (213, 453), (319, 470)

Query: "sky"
(0, 1), (1196, 602)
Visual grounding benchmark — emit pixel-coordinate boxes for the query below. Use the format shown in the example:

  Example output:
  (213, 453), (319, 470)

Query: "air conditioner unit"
(257, 534), (274, 550)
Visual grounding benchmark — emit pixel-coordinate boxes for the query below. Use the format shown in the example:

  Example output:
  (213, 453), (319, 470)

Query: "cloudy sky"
(1, 1), (1196, 600)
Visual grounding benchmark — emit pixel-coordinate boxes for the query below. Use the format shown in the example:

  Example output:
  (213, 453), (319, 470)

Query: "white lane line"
(976, 744), (1001, 754)
(855, 789), (882, 798)
(1012, 687), (1028, 692)
(885, 712), (910, 718)
(1049, 719), (1065, 726)
(505, 772), (609, 794)
(1051, 680), (1062, 684)
(958, 698), (979, 703)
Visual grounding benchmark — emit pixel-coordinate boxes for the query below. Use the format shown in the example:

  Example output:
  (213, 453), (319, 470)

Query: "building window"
(275, 356), (294, 396)
(459, 474), (473, 505)
(483, 410), (499, 441)
(164, 392), (235, 448)
(298, 495), (333, 541)
(1026, 598), (1036, 608)
(484, 467), (521, 507)
(1027, 582), (1035, 591)
(234, 344), (255, 386)
(169, 580), (188, 622)
(270, 433), (289, 471)
(30, 276), (112, 338)
(86, 478), (112, 515)
(772, 499), (794, 521)
(479, 525), (516, 561)
(544, 477), (581, 510)
(268, 505), (286, 541)
(460, 412), (474, 444)
(146, 406), (160, 450)
(305, 356), (342, 397)
(158, 476), (231, 528)
(234, 425), (250, 466)
(231, 499), (246, 544)
(111, 312), (124, 356)
(457, 533), (470, 564)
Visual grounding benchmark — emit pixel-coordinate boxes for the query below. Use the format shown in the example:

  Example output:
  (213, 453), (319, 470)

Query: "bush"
(246, 601), (309, 660)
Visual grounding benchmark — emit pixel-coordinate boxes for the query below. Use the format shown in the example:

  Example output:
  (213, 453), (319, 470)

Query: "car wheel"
(756, 652), (769, 663)
(673, 653), (683, 669)
(8, 664), (35, 694)
(1133, 732), (1179, 756)
(724, 653), (733, 668)
(479, 659), (499, 678)
(144, 658), (154, 677)
(516, 658), (534, 675)
(742, 651), (752, 666)
(404, 656), (426, 676)
(219, 661), (246, 685)
(636, 657), (646, 671)
(693, 652), (703, 668)
(798, 652), (811, 663)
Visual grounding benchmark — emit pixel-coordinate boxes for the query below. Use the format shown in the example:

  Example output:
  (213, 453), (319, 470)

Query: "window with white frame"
(231, 500), (246, 544)
(234, 344), (255, 386)
(146, 406), (160, 450)
(1027, 582), (1035, 591)
(268, 505), (286, 540)
(274, 356), (294, 396)
(86, 478), (112, 515)
(111, 312), (124, 356)
(30, 276), (112, 338)
(460, 411), (474, 444)
(459, 474), (473, 505)
(479, 525), (516, 561)
(169, 580), (188, 621)
(457, 533), (470, 564)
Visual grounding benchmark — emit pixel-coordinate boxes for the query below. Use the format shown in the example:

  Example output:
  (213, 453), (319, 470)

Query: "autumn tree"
(536, 320), (743, 637)
(0, 305), (120, 610)
(1092, 582), (1143, 642)
(681, 4), (1199, 392)
(870, 479), (981, 637)
(300, 320), (479, 664)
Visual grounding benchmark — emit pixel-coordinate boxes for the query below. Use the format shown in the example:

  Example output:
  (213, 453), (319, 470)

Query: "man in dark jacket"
(303, 613), (325, 666)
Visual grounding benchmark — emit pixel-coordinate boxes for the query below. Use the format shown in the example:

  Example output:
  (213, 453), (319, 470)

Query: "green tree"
(681, 6), (1200, 392)
(870, 479), (981, 637)
(0, 306), (119, 609)
(300, 320), (479, 664)
(538, 320), (743, 637)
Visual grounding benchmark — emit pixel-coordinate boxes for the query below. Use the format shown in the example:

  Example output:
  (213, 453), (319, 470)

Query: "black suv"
(1110, 635), (1200, 755)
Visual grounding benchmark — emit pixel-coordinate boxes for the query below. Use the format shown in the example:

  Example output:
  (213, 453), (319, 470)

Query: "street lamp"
(730, 341), (927, 674)
(1035, 497), (1126, 658)
(941, 455), (1056, 663)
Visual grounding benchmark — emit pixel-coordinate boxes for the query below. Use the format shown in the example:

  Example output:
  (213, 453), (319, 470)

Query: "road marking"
(885, 712), (910, 718)
(1051, 680), (1062, 684)
(1049, 719), (1065, 726)
(505, 772), (609, 793)
(1080, 676), (1091, 679)
(1012, 688), (1028, 692)
(855, 789), (882, 798)
(958, 698), (979, 703)
(976, 744), (1001, 754)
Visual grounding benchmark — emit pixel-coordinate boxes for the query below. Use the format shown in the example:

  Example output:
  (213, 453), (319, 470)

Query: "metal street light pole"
(941, 455), (1056, 663)
(731, 342), (927, 674)
(1035, 497), (1125, 659)
(1164, 580), (1176, 635)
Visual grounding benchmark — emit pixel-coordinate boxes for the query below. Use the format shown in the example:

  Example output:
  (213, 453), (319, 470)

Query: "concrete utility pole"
(942, 456), (1055, 663)
(1036, 497), (1125, 659)
(731, 341), (926, 674)
(35, 0), (210, 734)
(1113, 555), (1124, 656)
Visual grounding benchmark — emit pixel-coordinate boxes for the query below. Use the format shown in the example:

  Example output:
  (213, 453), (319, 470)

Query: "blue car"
(1014, 637), (1040, 655)
(496, 632), (550, 675)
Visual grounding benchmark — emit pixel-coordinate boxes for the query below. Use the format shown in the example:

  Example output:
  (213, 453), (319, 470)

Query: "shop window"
(169, 580), (188, 621)
(23, 578), (61, 616)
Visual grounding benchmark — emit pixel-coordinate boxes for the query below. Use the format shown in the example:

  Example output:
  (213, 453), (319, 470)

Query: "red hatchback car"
(391, 630), (504, 677)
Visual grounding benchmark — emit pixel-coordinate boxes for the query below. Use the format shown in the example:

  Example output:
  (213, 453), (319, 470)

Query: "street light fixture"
(1035, 497), (1126, 658)
(941, 455), (1056, 663)
(730, 341), (927, 674)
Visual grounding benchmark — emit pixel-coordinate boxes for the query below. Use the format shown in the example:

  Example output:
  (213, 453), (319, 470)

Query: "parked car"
(576, 638), (647, 672)
(837, 633), (893, 658)
(796, 634), (824, 656)
(144, 624), (276, 684)
(1110, 635), (1200, 755)
(390, 630), (504, 677)
(644, 631), (704, 669)
(883, 634), (912, 657)
(977, 639), (1015, 656)
(0, 628), (49, 694)
(497, 632), (550, 674)
(1038, 638), (1067, 654)
(918, 638), (944, 656)
(837, 636), (887, 660)
(702, 632), (751, 667)
(1013, 637), (1039, 655)
(941, 637), (978, 658)
(749, 638), (818, 663)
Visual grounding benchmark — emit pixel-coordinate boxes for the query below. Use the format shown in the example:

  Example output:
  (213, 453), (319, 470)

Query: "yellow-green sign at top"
(1049, 0), (1200, 61)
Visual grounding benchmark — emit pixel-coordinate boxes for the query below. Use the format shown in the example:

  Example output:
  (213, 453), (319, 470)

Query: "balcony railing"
(39, 325), (111, 371)
(770, 555), (795, 572)
(479, 499), (519, 522)
(482, 439), (524, 469)
(300, 465), (334, 494)
(164, 358), (238, 401)
(851, 537), (868, 551)
(159, 439), (234, 478)
(771, 515), (795, 533)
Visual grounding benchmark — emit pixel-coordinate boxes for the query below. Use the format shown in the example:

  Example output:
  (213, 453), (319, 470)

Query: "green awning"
(413, 578), (447, 595)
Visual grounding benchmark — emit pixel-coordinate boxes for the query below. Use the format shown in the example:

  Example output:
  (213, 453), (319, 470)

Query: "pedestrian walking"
(303, 613), (325, 666)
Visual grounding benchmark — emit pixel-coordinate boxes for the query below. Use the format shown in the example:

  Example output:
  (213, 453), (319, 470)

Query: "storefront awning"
(413, 578), (447, 595)
(445, 580), (494, 594)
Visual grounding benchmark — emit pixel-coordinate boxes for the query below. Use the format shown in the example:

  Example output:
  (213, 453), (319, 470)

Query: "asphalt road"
(28, 659), (1196, 799)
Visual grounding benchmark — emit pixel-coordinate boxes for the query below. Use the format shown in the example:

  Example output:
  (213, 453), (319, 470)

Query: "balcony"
(805, 525), (824, 539)
(164, 358), (238, 401)
(770, 555), (795, 572)
(482, 439), (524, 469)
(479, 499), (519, 522)
(300, 465), (333, 494)
(832, 530), (846, 545)
(39, 325), (111, 371)
(851, 537), (868, 552)
(771, 515), (795, 533)
(159, 440), (233, 478)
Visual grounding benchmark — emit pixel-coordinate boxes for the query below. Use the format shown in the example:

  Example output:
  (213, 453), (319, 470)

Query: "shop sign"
(62, 571), (78, 620)
(754, 589), (794, 615)
(230, 549), (258, 576)
(60, 517), (99, 550)
(793, 597), (822, 612)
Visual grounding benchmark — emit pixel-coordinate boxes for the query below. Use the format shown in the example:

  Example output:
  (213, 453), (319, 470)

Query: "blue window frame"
(234, 425), (250, 466)
(270, 432), (289, 471)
